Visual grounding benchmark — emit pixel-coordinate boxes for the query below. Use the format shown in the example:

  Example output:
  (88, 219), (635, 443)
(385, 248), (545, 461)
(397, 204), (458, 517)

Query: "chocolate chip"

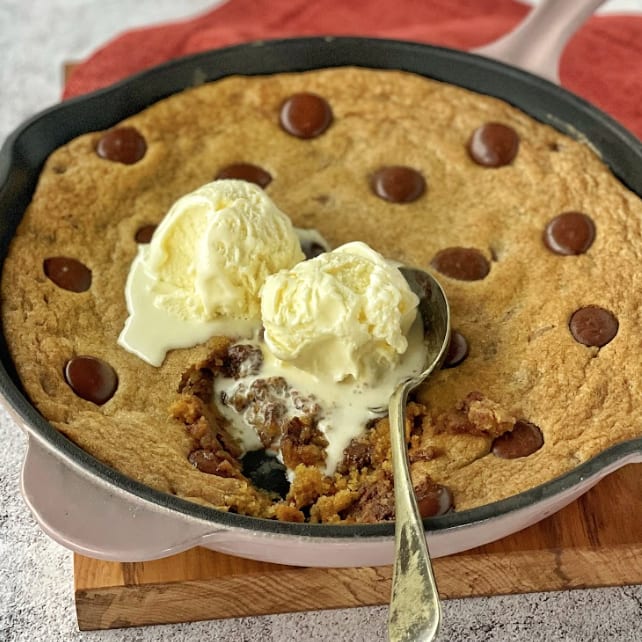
(135, 224), (157, 244)
(431, 247), (490, 281)
(569, 306), (619, 347)
(414, 482), (453, 518)
(215, 163), (272, 188)
(443, 330), (469, 368)
(544, 211), (596, 255)
(301, 240), (326, 260)
(64, 356), (118, 405)
(371, 166), (426, 203)
(43, 257), (91, 292)
(96, 126), (147, 164)
(467, 122), (519, 167)
(279, 93), (333, 139)
(492, 420), (544, 459)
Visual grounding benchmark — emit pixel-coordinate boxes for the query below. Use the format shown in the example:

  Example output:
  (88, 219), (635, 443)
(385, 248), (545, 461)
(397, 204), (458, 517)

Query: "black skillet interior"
(1, 37), (641, 540)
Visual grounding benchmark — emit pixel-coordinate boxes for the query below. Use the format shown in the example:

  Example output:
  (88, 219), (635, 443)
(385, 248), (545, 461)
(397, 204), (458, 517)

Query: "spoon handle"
(388, 383), (441, 642)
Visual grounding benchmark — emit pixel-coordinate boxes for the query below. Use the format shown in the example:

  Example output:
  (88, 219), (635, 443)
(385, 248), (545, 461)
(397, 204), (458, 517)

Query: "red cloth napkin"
(64, 0), (642, 140)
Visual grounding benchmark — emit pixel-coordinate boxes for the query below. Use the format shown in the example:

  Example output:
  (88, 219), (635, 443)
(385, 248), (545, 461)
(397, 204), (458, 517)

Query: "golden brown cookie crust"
(2, 68), (641, 518)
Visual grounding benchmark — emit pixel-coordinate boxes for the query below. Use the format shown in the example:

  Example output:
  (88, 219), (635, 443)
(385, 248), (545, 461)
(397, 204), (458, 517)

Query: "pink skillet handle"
(21, 437), (220, 562)
(472, 0), (607, 84)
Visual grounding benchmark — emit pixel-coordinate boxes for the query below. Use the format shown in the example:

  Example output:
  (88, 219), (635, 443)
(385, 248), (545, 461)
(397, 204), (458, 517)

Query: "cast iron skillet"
(1, 37), (641, 544)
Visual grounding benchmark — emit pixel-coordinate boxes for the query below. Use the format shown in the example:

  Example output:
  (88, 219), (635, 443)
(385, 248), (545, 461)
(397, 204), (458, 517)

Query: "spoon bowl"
(388, 266), (451, 642)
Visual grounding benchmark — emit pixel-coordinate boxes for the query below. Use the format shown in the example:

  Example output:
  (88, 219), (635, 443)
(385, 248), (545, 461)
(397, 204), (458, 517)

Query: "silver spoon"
(388, 267), (451, 642)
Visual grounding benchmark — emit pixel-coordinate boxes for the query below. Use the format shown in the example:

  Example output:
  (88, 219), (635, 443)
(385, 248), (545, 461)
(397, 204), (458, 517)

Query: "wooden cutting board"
(74, 463), (642, 630)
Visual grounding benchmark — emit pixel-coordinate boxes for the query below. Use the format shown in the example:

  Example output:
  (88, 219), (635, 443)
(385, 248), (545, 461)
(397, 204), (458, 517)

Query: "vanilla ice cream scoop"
(119, 180), (304, 365)
(260, 241), (420, 384)
(147, 180), (303, 320)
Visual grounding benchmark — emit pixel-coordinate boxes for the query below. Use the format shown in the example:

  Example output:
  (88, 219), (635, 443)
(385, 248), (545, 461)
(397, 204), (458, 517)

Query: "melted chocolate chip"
(371, 166), (426, 203)
(544, 211), (596, 255)
(341, 439), (372, 472)
(215, 163), (272, 188)
(43, 257), (91, 292)
(467, 122), (519, 167)
(443, 331), (469, 368)
(242, 449), (289, 498)
(135, 224), (157, 244)
(96, 127), (147, 164)
(431, 247), (490, 281)
(222, 344), (264, 379)
(279, 93), (333, 139)
(569, 306), (619, 347)
(64, 356), (118, 405)
(492, 420), (544, 459)
(414, 483), (453, 518)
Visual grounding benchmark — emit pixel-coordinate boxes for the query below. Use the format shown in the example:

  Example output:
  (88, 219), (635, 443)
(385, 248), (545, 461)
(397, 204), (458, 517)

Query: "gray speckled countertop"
(1, 1), (641, 640)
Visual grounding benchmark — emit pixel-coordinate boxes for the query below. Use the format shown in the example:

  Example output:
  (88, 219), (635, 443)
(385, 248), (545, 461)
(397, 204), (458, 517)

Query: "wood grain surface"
(74, 463), (642, 630)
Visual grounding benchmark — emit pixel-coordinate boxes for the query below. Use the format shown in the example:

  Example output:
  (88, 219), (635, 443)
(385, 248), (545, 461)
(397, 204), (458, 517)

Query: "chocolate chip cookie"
(3, 67), (641, 521)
